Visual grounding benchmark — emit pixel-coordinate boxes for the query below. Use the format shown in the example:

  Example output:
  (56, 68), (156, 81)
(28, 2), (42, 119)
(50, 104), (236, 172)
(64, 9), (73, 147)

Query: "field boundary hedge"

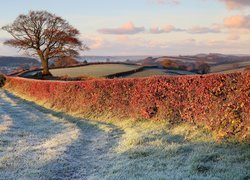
(4, 72), (250, 142)
(16, 62), (142, 78)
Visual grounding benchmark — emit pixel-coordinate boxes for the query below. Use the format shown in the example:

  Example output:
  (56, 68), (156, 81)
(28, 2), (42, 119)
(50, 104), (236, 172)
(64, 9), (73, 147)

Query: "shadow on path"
(0, 90), (124, 179)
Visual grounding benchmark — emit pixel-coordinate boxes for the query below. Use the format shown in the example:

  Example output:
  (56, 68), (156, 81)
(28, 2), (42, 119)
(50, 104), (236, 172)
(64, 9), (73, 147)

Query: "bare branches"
(2, 10), (88, 62)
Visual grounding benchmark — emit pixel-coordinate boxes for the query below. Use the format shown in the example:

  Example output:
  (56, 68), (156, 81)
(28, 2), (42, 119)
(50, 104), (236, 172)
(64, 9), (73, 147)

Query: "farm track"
(0, 89), (123, 179)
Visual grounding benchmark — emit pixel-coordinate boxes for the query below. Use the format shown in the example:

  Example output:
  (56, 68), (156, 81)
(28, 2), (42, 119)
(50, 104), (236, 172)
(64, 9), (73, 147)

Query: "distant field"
(217, 68), (246, 74)
(210, 61), (250, 73)
(166, 69), (196, 75)
(126, 69), (168, 78)
(50, 64), (141, 77)
(125, 68), (196, 78)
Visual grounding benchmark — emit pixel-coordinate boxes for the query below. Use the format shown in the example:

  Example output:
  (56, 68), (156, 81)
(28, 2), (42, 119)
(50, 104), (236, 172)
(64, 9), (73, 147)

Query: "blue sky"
(0, 0), (250, 56)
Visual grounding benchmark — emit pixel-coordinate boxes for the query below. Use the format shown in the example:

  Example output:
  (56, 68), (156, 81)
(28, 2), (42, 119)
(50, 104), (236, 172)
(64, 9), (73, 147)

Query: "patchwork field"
(50, 64), (141, 77)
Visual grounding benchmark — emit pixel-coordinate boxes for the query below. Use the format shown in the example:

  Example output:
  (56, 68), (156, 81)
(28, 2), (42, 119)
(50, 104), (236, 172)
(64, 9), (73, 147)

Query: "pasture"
(126, 69), (168, 78)
(50, 64), (141, 77)
(210, 61), (250, 73)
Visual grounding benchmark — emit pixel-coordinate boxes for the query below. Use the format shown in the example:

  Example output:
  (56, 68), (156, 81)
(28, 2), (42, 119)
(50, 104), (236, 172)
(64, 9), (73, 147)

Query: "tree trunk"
(37, 49), (51, 76)
(41, 59), (51, 76)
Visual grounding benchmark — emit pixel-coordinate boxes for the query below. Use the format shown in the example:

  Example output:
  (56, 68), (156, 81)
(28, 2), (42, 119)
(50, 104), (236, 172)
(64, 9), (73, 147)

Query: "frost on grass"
(0, 90), (121, 179)
(0, 89), (249, 179)
(102, 120), (250, 179)
(0, 115), (12, 133)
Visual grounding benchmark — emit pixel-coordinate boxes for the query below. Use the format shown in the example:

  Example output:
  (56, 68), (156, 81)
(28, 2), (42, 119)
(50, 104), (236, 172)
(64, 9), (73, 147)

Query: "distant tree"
(195, 61), (210, 74)
(178, 64), (187, 71)
(2, 10), (88, 76)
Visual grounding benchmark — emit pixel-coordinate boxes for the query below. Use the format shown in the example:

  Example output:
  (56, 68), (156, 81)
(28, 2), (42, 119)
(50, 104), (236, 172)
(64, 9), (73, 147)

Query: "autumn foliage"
(4, 71), (250, 142)
(2, 11), (88, 75)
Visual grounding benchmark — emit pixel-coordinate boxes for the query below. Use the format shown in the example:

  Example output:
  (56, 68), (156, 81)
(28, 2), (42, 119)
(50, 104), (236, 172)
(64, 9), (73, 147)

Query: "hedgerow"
(4, 71), (250, 142)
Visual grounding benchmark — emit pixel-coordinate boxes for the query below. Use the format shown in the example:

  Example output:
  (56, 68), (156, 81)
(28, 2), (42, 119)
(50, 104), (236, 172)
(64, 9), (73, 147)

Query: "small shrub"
(0, 74), (6, 87)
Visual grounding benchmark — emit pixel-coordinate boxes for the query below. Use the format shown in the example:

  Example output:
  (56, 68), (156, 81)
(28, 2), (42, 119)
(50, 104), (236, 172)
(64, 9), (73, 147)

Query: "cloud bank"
(187, 26), (221, 34)
(97, 22), (145, 35)
(150, 25), (184, 33)
(150, 25), (220, 34)
(219, 0), (250, 10)
(224, 15), (250, 28)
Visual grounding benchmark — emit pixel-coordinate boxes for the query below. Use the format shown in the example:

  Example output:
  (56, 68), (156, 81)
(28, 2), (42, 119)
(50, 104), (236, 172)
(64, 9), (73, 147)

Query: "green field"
(126, 69), (168, 78)
(125, 68), (196, 78)
(210, 61), (250, 73)
(216, 68), (246, 74)
(50, 64), (141, 77)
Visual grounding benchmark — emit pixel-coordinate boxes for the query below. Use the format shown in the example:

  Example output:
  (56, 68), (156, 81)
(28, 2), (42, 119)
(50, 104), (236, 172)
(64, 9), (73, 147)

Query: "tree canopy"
(2, 10), (88, 75)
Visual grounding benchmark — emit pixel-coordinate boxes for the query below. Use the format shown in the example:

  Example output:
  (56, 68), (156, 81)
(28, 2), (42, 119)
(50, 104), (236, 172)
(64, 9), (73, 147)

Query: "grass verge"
(100, 119), (250, 179)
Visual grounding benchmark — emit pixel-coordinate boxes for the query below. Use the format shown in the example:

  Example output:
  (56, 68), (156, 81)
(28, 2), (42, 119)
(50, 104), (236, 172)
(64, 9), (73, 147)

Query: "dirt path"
(0, 90), (123, 179)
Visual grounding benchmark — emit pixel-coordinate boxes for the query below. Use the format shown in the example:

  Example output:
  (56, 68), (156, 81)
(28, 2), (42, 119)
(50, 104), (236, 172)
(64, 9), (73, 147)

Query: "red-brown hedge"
(4, 72), (250, 142)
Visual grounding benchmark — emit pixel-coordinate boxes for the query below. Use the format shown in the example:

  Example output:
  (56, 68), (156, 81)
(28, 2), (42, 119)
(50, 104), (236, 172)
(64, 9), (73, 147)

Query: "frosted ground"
(0, 90), (249, 179)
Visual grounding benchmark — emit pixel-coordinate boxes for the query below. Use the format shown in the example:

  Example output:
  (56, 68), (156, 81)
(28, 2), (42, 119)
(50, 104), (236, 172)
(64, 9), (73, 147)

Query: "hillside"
(136, 54), (250, 74)
(0, 56), (40, 74)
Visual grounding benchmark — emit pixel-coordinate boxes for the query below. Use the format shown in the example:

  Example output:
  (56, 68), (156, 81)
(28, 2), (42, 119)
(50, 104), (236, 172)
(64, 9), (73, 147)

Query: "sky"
(0, 0), (250, 56)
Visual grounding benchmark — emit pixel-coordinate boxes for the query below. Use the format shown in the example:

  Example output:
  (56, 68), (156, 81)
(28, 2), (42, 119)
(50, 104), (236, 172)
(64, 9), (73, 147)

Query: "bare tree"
(2, 10), (88, 75)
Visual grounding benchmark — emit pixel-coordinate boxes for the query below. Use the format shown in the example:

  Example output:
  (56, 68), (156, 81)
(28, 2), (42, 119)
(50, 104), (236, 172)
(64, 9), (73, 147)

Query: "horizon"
(1, 53), (250, 58)
(0, 0), (250, 56)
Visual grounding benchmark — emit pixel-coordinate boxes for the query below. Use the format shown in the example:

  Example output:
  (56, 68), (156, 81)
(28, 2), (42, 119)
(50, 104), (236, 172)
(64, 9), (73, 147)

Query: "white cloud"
(150, 25), (184, 33)
(148, 0), (179, 4)
(97, 22), (145, 35)
(187, 26), (221, 34)
(149, 25), (220, 34)
(80, 35), (106, 49)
